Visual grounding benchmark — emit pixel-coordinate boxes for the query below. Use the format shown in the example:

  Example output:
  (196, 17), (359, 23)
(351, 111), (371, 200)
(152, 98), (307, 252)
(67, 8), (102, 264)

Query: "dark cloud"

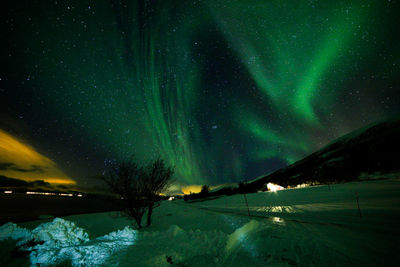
(27, 180), (51, 187)
(0, 175), (29, 187)
(0, 172), (100, 194)
(0, 175), (65, 192)
(0, 162), (45, 173)
(0, 162), (16, 171)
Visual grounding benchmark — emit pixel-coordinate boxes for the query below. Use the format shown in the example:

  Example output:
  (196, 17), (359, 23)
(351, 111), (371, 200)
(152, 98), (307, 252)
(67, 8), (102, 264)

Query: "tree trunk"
(135, 217), (142, 229)
(147, 205), (153, 226)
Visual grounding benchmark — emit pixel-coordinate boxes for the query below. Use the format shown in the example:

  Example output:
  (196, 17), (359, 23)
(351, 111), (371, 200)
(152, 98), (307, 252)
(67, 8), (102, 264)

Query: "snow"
(0, 222), (31, 242)
(29, 218), (89, 247)
(1, 178), (399, 266)
(266, 182), (284, 192)
(0, 218), (137, 266)
(225, 220), (260, 255)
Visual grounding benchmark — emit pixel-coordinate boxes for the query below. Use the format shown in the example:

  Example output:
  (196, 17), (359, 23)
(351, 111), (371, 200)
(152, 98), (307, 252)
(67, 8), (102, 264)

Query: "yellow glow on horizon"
(38, 178), (76, 184)
(180, 183), (235, 195)
(0, 129), (75, 185)
(181, 185), (203, 194)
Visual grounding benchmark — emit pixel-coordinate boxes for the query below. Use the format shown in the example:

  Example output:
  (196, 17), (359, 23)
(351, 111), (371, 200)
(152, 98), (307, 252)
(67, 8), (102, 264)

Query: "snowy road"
(171, 179), (400, 266)
(167, 201), (397, 266)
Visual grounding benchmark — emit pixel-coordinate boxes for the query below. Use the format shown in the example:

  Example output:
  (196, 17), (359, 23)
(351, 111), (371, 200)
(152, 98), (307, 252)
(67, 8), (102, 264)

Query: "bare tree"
(103, 160), (147, 229)
(142, 158), (174, 227)
(103, 158), (174, 229)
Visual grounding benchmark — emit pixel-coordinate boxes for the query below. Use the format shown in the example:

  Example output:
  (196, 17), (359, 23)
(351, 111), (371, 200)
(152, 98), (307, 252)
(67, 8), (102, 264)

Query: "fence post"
(243, 193), (251, 220)
(355, 192), (362, 218)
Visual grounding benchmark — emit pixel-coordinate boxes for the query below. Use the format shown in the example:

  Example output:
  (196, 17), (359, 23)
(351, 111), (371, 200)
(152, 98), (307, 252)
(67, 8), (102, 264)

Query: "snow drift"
(0, 218), (137, 266)
(0, 217), (268, 266)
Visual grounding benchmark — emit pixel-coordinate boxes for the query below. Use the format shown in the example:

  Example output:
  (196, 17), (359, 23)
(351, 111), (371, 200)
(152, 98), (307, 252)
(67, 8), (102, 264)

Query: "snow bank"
(1, 217), (233, 266)
(29, 218), (89, 248)
(0, 218), (137, 266)
(0, 222), (32, 242)
(0, 217), (283, 266)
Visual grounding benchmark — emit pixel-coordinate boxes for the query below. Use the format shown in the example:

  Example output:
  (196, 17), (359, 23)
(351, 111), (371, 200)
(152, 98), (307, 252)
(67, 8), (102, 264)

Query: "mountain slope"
(250, 118), (400, 189)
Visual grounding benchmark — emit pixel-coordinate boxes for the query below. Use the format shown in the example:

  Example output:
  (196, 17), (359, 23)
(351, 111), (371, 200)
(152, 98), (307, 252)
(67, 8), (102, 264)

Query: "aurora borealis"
(1, 0), (399, 191)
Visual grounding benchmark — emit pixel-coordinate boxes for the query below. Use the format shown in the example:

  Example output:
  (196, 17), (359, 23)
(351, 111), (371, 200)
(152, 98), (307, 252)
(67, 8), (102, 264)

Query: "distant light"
(272, 217), (286, 225)
(168, 196), (174, 201)
(267, 183), (284, 192)
(26, 191), (57, 196)
(77, 193), (83, 197)
(4, 190), (12, 194)
(296, 183), (310, 188)
(25, 191), (76, 196)
(59, 193), (73, 197)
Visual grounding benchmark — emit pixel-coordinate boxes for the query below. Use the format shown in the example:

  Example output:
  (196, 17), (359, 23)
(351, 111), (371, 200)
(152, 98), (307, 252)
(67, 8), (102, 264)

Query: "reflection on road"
(254, 206), (295, 213)
(271, 216), (285, 225)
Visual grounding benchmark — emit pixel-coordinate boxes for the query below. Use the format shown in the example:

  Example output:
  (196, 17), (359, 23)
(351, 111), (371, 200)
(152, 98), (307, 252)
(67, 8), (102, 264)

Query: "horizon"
(1, 117), (398, 195)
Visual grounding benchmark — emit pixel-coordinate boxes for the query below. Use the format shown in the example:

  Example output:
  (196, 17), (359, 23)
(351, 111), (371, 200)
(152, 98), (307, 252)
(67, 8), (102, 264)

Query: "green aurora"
(2, 0), (399, 187)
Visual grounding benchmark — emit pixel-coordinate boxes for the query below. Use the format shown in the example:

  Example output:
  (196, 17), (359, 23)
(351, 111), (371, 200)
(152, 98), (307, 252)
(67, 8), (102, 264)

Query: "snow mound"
(97, 225), (137, 243)
(23, 218), (90, 266)
(1, 218), (298, 266)
(0, 218), (137, 266)
(0, 222), (32, 241)
(28, 218), (89, 249)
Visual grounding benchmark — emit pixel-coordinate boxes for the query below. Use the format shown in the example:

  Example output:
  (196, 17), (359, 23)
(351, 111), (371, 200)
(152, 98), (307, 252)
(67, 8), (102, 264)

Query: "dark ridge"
(250, 118), (400, 189)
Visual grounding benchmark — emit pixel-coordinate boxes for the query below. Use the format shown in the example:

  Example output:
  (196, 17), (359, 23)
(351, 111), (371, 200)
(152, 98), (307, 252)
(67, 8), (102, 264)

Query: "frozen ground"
(1, 178), (399, 266)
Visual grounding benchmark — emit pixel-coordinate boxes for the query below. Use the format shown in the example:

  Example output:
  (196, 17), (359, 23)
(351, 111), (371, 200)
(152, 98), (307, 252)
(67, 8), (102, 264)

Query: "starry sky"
(1, 0), (399, 192)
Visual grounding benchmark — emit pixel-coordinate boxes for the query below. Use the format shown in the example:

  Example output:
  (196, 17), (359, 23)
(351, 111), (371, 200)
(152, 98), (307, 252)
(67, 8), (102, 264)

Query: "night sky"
(1, 0), (399, 192)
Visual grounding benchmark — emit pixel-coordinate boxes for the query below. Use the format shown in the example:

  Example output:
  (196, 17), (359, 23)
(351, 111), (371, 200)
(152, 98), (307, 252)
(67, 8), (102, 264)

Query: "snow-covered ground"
(1, 178), (399, 266)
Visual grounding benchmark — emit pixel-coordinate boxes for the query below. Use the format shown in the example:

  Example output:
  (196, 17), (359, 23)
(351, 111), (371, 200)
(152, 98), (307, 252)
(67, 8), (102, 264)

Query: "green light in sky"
(211, 0), (370, 124)
(11, 0), (394, 186)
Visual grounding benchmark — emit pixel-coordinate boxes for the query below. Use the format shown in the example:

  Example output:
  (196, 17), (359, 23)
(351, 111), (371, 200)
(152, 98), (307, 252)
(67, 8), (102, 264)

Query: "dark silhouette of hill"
(184, 118), (400, 200)
(249, 118), (400, 189)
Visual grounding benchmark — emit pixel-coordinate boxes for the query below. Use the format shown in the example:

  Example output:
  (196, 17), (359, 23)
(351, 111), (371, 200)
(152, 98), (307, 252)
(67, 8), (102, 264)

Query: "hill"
(250, 118), (400, 189)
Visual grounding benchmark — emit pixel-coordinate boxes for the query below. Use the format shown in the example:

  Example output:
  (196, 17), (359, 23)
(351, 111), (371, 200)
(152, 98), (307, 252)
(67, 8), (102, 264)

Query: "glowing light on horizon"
(39, 178), (76, 185)
(181, 184), (223, 195)
(181, 185), (203, 194)
(267, 183), (284, 192)
(4, 190), (13, 194)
